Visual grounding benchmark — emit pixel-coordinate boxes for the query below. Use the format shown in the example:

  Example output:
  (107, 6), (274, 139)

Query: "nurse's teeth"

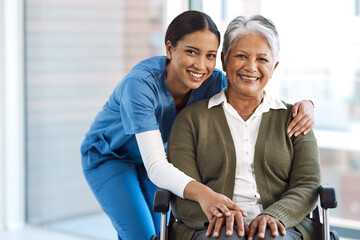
(189, 71), (203, 78)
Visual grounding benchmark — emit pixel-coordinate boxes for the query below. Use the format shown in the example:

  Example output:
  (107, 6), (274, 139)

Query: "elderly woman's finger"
(244, 221), (250, 235)
(206, 217), (217, 237)
(267, 219), (279, 237)
(234, 211), (245, 237)
(225, 212), (234, 236)
(247, 220), (258, 240)
(257, 217), (267, 239)
(213, 216), (225, 238)
(276, 220), (286, 236)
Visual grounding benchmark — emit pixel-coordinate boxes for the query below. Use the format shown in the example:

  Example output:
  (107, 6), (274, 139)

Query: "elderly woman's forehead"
(232, 33), (271, 47)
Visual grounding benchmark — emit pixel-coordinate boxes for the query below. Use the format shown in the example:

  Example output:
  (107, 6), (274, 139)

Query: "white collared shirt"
(208, 88), (287, 223)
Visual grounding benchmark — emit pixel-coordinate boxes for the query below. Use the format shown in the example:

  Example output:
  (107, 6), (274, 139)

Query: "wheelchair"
(150, 183), (339, 240)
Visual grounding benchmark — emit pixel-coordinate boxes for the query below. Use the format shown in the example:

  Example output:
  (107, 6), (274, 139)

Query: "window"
(25, 0), (166, 238)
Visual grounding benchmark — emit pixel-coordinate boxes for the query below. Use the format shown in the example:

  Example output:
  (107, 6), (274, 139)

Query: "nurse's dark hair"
(165, 10), (220, 48)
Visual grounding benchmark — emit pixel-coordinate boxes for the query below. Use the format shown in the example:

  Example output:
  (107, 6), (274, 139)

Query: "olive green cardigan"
(166, 99), (321, 240)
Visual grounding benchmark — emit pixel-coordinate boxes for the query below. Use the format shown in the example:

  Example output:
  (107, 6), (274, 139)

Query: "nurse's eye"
(185, 50), (197, 55)
(207, 53), (217, 59)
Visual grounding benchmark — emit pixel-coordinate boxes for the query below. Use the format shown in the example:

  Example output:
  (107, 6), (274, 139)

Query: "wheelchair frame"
(151, 183), (339, 240)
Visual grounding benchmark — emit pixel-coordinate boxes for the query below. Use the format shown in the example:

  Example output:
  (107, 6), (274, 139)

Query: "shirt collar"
(208, 88), (286, 114)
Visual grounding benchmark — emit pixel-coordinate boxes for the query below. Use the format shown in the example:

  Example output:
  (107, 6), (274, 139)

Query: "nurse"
(80, 10), (314, 240)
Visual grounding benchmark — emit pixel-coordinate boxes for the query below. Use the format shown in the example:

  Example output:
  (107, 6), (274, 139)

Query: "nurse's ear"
(166, 40), (175, 61)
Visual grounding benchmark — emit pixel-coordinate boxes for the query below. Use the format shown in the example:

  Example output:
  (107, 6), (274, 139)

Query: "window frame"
(0, 0), (26, 230)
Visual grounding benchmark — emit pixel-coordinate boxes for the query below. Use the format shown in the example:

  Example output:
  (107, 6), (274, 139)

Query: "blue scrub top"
(81, 56), (227, 168)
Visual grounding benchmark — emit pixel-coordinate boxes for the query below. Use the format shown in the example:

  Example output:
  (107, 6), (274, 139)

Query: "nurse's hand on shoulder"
(287, 100), (315, 137)
(247, 214), (286, 240)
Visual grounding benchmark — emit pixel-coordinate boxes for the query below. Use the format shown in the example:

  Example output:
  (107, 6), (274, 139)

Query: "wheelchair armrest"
(153, 189), (171, 213)
(319, 183), (337, 209)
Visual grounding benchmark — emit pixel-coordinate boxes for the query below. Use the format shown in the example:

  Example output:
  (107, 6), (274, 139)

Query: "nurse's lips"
(188, 71), (205, 81)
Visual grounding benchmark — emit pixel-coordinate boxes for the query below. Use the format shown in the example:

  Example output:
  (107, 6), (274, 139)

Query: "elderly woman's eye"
(259, 58), (269, 62)
(236, 54), (246, 59)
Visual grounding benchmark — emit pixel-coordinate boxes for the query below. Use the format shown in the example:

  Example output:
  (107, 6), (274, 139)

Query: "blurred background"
(0, 0), (359, 239)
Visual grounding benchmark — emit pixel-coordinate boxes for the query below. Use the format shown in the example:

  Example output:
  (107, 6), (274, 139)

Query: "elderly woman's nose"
(244, 59), (257, 72)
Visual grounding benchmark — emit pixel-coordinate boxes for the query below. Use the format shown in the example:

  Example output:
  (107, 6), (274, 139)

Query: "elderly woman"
(166, 15), (321, 240)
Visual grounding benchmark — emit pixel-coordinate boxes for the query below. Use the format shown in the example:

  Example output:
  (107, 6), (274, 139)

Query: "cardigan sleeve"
(260, 111), (321, 228)
(166, 105), (209, 229)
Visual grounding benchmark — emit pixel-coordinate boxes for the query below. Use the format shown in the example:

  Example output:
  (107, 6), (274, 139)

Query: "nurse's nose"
(194, 56), (206, 71)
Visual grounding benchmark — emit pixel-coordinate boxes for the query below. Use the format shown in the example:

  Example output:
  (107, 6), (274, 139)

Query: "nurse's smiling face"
(166, 30), (219, 95)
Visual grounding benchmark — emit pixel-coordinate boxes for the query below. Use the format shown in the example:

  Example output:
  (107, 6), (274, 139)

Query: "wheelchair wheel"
(150, 235), (159, 240)
(330, 230), (340, 240)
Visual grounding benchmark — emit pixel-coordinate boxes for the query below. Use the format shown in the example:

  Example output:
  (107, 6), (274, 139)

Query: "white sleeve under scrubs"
(81, 55), (227, 198)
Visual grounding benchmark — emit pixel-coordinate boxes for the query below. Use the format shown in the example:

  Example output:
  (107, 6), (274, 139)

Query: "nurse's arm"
(136, 130), (244, 221)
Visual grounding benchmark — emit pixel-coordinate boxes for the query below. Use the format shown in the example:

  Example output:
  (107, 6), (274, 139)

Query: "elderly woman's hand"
(287, 100), (315, 137)
(205, 210), (249, 238)
(247, 214), (286, 240)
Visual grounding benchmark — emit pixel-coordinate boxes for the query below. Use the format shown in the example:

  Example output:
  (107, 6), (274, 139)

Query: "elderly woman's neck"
(226, 90), (264, 120)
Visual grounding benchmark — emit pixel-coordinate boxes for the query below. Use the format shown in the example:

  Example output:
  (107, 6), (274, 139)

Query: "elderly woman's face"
(223, 34), (278, 99)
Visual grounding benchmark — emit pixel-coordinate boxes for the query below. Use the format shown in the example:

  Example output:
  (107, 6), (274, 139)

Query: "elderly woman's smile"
(239, 74), (259, 82)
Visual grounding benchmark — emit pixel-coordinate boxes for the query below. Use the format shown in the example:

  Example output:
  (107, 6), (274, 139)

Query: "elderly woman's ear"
(221, 52), (227, 72)
(273, 61), (279, 70)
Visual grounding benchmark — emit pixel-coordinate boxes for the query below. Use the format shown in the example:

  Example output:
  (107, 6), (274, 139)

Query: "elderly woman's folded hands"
(206, 209), (249, 238)
(205, 212), (287, 240)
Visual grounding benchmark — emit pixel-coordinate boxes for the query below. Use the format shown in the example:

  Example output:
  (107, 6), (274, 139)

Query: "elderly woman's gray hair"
(222, 15), (279, 66)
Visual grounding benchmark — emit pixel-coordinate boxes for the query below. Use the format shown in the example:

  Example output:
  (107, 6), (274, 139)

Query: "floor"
(47, 213), (117, 240)
(0, 213), (117, 240)
(1, 227), (358, 240)
(0, 226), (91, 240)
(0, 213), (358, 240)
